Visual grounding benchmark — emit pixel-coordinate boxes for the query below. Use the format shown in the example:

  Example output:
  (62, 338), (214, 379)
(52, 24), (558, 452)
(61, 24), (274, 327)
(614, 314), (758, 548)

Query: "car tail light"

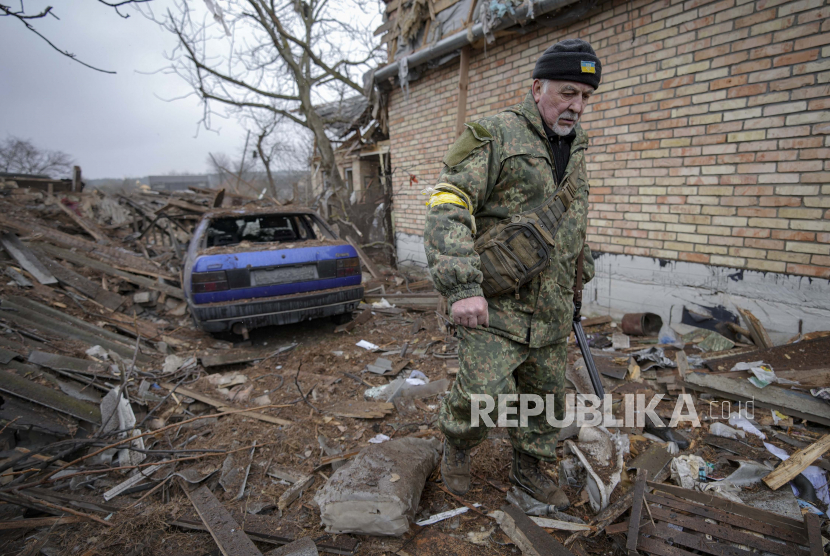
(336, 257), (360, 277)
(192, 270), (229, 293)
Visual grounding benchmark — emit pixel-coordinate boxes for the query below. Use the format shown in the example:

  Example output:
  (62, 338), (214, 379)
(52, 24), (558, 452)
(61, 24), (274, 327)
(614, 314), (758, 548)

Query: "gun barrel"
(572, 320), (605, 398)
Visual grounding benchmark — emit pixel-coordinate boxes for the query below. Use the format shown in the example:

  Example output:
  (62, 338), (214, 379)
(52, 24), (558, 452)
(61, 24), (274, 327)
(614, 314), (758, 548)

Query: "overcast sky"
(0, 1), (357, 179)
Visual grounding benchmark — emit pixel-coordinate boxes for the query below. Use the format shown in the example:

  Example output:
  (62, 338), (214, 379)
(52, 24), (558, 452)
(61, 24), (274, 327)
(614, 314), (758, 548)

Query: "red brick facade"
(387, 0), (830, 277)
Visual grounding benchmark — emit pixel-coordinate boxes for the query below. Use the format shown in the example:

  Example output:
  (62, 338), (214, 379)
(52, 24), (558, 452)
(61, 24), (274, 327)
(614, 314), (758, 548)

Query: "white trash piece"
(564, 427), (625, 513)
(670, 455), (708, 490)
(356, 340), (380, 351)
(709, 422), (746, 440)
(728, 409), (765, 439)
(368, 434), (391, 444)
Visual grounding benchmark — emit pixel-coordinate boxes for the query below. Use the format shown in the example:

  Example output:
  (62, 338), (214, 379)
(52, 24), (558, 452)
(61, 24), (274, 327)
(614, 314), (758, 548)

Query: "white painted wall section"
(396, 231), (428, 268)
(395, 233), (830, 344)
(584, 253), (830, 344)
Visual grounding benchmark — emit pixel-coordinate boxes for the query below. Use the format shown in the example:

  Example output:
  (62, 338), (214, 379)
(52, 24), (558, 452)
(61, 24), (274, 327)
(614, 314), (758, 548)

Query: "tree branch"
(0, 5), (116, 73)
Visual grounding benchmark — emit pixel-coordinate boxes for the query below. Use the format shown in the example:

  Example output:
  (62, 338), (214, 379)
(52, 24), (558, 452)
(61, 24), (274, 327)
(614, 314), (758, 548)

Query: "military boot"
(509, 449), (570, 510)
(441, 440), (471, 495)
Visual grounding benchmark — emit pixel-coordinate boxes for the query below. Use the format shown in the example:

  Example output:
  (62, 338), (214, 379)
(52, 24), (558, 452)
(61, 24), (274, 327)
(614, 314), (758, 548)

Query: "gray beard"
(551, 122), (574, 136)
(552, 111), (579, 136)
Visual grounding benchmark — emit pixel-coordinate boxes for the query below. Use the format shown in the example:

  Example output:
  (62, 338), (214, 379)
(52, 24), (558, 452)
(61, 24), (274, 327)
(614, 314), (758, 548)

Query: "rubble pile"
(0, 183), (827, 555)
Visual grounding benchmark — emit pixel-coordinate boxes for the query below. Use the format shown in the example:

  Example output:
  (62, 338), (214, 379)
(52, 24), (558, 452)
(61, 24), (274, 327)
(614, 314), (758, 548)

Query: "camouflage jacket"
(424, 92), (595, 348)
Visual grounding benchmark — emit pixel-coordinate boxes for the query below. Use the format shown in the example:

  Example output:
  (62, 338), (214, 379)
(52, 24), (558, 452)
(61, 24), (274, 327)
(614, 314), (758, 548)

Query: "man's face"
(531, 79), (595, 136)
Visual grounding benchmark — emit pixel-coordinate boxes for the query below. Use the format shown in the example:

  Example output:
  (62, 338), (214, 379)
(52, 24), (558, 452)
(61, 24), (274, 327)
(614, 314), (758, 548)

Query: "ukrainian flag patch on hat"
(581, 61), (596, 74)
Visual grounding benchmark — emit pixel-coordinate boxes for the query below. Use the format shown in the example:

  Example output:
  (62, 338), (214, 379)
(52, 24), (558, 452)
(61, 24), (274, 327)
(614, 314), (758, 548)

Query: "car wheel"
(331, 312), (353, 325)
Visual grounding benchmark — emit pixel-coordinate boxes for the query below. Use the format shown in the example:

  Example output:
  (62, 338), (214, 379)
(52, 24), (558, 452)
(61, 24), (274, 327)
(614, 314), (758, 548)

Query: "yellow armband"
(426, 192), (468, 209)
(423, 183), (476, 235)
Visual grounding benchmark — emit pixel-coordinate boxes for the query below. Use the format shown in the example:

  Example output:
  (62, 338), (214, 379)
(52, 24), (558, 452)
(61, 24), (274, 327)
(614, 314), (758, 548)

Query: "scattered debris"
(565, 427), (626, 512)
(0, 184), (825, 556)
(315, 436), (441, 536)
(621, 312), (662, 336)
(184, 483), (263, 556)
(492, 504), (577, 556)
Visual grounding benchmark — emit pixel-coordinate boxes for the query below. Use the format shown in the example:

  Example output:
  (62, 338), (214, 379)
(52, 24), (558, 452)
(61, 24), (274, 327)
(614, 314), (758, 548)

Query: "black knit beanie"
(532, 39), (602, 89)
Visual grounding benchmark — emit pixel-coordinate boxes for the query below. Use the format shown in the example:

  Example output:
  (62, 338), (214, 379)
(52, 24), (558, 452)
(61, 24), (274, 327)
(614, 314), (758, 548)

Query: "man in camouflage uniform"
(423, 39), (601, 509)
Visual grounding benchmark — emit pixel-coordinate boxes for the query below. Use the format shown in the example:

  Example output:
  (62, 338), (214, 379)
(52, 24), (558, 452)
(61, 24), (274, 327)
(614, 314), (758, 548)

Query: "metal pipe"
(374, 0), (581, 83)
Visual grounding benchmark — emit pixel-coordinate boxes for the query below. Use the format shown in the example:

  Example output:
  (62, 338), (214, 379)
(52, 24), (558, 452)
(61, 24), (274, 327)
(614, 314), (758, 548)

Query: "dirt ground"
(1, 307), (626, 556)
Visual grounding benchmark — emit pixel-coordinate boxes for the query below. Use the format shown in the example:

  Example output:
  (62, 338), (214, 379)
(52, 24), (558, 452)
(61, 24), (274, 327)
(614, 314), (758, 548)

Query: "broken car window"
(206, 214), (311, 247)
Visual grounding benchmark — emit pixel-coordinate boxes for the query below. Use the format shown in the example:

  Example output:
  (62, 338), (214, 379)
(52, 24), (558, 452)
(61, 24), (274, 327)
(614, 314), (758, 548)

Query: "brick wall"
(387, 0), (830, 277)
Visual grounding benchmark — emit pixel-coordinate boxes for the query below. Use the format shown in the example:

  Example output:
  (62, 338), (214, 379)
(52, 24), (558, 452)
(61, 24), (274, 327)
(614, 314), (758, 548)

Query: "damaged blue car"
(183, 208), (363, 335)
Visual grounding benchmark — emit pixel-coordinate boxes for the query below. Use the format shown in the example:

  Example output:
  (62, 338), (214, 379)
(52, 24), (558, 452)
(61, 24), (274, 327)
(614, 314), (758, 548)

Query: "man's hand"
(451, 296), (489, 328)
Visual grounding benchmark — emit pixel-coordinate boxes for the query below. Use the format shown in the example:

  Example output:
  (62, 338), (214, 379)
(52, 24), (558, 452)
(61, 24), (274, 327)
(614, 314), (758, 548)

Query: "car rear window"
(206, 214), (323, 247)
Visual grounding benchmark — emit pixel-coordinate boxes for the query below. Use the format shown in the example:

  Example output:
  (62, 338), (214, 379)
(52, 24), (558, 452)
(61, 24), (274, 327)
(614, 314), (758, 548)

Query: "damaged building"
(372, 0), (830, 339)
(1, 0), (830, 553)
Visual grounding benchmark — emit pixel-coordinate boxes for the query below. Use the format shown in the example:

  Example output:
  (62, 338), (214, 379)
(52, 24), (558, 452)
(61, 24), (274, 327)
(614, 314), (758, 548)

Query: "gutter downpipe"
(374, 0), (582, 83)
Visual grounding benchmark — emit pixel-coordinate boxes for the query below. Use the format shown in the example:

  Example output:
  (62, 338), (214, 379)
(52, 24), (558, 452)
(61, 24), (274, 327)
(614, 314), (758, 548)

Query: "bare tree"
(0, 136), (74, 177)
(207, 148), (259, 197)
(153, 0), (380, 220)
(252, 114), (310, 198)
(1, 1), (153, 73)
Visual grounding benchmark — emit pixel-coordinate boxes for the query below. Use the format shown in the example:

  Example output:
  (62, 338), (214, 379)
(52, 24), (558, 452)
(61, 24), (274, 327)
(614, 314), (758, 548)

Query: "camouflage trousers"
(438, 326), (567, 461)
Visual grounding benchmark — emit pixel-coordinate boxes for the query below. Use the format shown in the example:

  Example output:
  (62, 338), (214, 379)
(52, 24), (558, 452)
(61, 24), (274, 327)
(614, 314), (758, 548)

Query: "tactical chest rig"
(473, 146), (584, 299)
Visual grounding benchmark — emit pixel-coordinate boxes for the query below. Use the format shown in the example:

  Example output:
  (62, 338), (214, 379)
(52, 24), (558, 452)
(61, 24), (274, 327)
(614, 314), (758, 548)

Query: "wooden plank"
(0, 232), (58, 285)
(0, 516), (86, 530)
(334, 308), (374, 333)
(682, 372), (830, 426)
(32, 248), (124, 310)
(374, 16), (396, 35)
(0, 346), (19, 364)
(770, 432), (830, 472)
(170, 511), (359, 554)
(646, 491), (807, 544)
(626, 468), (648, 553)
(4, 215), (171, 279)
(103, 461), (167, 501)
(763, 434), (830, 491)
(455, 46), (471, 138)
(638, 535), (702, 556)
(22, 488), (127, 514)
(277, 474), (314, 512)
(28, 351), (109, 376)
(35, 242), (185, 299)
(162, 198), (209, 213)
(347, 239), (381, 279)
(159, 382), (292, 426)
(433, 0), (462, 13)
(643, 521), (751, 556)
(96, 311), (162, 340)
(385, 0), (403, 15)
(11, 447), (70, 467)
(0, 369), (101, 424)
(497, 504), (576, 556)
(1, 303), (149, 364)
(648, 504), (808, 556)
(805, 513), (822, 556)
(713, 368), (830, 389)
(4, 266), (33, 287)
(648, 481), (807, 535)
(5, 295), (143, 352)
(199, 346), (276, 367)
(327, 400), (394, 419)
(737, 307), (773, 349)
(56, 200), (110, 244)
(183, 484), (263, 556)
(581, 315), (613, 327)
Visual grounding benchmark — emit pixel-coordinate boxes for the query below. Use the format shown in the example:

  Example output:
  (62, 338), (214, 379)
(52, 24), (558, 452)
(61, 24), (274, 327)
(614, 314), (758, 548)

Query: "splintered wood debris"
(0, 185), (827, 556)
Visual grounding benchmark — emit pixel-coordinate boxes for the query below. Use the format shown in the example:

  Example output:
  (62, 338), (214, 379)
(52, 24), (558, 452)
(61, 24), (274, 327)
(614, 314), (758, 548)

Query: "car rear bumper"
(191, 285), (364, 332)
